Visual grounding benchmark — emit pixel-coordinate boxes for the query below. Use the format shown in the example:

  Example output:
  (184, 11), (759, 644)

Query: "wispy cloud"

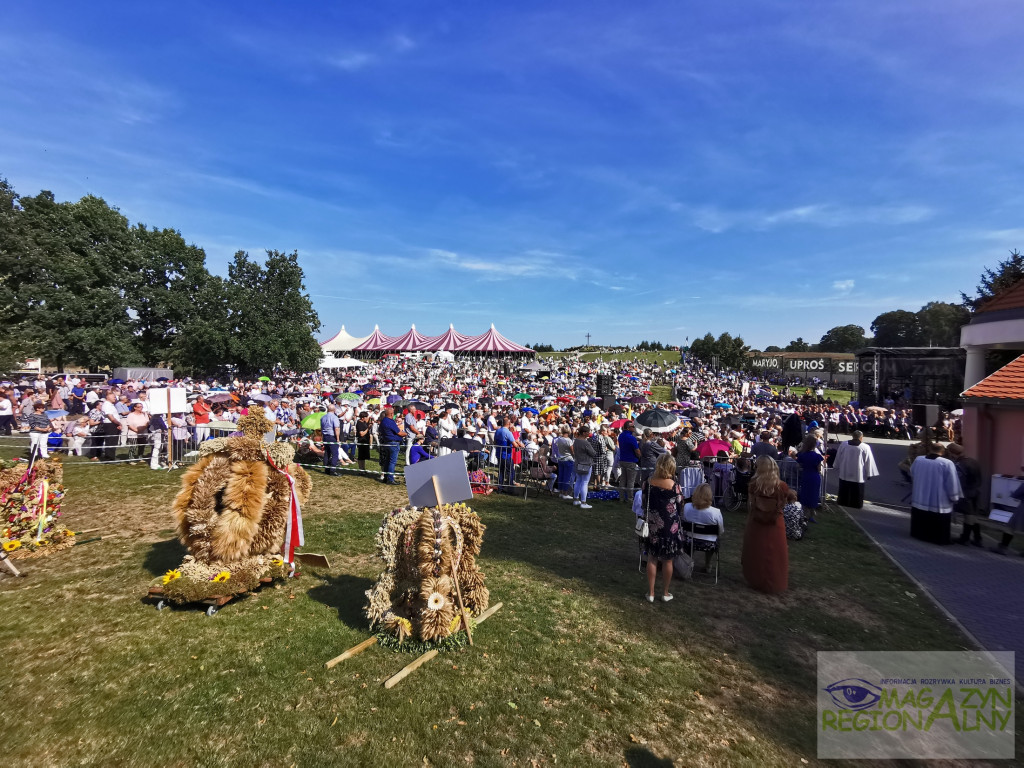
(325, 51), (376, 72)
(833, 279), (855, 293)
(690, 202), (934, 233)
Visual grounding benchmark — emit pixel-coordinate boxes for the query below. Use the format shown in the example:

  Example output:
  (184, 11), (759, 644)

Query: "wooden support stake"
(0, 551), (23, 577)
(384, 650), (438, 689)
(433, 474), (473, 646)
(325, 636), (378, 669)
(383, 603), (503, 690)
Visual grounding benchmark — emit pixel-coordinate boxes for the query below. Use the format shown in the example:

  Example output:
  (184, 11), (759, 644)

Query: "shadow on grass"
(307, 573), (374, 630)
(142, 538), (187, 577)
(624, 747), (674, 767)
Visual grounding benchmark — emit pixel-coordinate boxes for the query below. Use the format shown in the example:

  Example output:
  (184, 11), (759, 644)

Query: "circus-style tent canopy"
(320, 324), (534, 355)
(320, 325), (371, 353)
(354, 325), (400, 352)
(456, 324), (533, 354)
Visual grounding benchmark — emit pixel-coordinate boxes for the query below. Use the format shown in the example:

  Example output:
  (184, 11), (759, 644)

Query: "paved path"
(845, 502), (1023, 681)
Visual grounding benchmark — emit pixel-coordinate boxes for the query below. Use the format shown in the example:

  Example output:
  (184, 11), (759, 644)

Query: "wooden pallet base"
(147, 575), (296, 615)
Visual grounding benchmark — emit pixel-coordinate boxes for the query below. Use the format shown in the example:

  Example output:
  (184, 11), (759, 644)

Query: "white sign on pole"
(148, 388), (188, 415)
(404, 452), (474, 508)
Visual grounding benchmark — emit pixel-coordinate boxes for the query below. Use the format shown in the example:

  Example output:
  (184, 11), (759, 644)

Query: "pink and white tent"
(423, 324), (470, 352)
(456, 324), (533, 354)
(354, 325), (400, 352)
(388, 325), (433, 351)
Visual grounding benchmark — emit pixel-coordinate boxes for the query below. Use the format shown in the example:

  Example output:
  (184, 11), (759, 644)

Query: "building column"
(964, 346), (986, 391)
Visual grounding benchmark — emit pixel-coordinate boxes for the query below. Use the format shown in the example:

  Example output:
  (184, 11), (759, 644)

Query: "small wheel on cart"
(155, 599), (167, 612)
(205, 605), (219, 617)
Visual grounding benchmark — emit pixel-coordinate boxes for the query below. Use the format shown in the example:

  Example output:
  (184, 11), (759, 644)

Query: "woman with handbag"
(643, 452), (685, 603)
(742, 456), (795, 594)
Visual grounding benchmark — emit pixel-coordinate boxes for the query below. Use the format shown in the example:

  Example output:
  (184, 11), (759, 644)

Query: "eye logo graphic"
(823, 679), (883, 711)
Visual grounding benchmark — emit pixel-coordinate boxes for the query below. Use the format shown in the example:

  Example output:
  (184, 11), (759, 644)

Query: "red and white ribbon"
(266, 451), (303, 574)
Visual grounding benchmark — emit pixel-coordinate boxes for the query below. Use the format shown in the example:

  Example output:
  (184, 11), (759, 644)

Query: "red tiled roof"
(978, 279), (1024, 314)
(963, 354), (1024, 400)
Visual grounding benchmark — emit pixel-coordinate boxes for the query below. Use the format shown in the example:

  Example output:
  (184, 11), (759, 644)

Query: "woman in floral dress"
(642, 452), (684, 603)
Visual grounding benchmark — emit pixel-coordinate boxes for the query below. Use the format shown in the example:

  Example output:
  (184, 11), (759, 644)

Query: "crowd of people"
(3, 351), (1013, 597)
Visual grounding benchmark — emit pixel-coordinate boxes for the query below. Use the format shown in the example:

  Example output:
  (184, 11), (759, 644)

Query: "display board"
(147, 388), (188, 415)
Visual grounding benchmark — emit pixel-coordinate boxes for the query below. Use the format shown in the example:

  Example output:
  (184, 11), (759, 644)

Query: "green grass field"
(2, 458), (1012, 766)
(768, 385), (853, 405)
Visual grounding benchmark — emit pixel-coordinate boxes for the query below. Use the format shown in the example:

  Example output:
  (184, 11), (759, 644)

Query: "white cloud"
(326, 52), (376, 71)
(833, 279), (855, 293)
(691, 203), (934, 233)
(392, 34), (416, 53)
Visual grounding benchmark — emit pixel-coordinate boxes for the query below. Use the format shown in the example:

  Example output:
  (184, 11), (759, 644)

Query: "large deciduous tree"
(817, 324), (868, 352)
(916, 302), (969, 347)
(226, 250), (321, 374)
(870, 310), (923, 347)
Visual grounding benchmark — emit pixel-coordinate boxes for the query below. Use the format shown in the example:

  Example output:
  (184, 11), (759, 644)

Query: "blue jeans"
(573, 466), (592, 502)
(380, 443), (399, 483)
(497, 455), (516, 493)
(323, 441), (339, 474)
(556, 460), (575, 494)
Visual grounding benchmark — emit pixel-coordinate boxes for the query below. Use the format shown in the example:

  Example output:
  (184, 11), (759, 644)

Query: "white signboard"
(405, 451), (474, 508)
(147, 387), (188, 416)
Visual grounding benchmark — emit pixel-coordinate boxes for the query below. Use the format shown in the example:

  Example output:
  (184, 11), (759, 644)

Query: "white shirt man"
(833, 432), (879, 509)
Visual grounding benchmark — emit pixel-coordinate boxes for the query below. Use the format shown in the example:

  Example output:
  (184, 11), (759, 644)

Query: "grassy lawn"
(2, 458), (1015, 766)
(768, 385), (853, 405)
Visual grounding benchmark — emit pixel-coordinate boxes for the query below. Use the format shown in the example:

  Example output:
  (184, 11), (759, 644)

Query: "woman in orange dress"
(742, 456), (794, 594)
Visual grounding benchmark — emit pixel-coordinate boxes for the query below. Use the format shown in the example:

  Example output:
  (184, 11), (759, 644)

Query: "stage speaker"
(602, 395), (615, 411)
(912, 403), (941, 427)
(596, 374), (613, 397)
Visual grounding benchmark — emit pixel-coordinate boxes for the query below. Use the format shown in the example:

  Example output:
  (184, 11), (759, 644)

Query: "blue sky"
(3, 1), (1024, 349)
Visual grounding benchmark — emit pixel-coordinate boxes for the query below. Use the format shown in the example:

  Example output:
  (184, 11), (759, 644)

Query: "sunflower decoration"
(211, 571), (231, 583)
(365, 503), (488, 649)
(162, 569), (182, 585)
(270, 556), (284, 568)
(3, 540), (22, 552)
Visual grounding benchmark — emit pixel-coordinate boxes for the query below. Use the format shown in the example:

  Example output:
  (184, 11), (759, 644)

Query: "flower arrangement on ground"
(1, 457), (73, 559)
(154, 412), (312, 603)
(365, 502), (488, 650)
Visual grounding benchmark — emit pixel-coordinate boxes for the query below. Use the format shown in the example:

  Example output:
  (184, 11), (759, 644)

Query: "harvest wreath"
(1, 457), (73, 559)
(151, 412), (312, 605)
(365, 502), (488, 649)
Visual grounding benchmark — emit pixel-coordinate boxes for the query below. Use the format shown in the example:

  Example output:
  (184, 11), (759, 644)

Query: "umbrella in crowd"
(364, 389), (381, 397)
(495, 400), (513, 407)
(440, 436), (486, 453)
(513, 393), (532, 399)
(634, 408), (680, 433)
(258, 376), (271, 382)
(521, 407), (539, 415)
(208, 393), (233, 403)
(156, 377), (169, 382)
(864, 405), (888, 414)
(406, 400), (431, 410)
(386, 394), (401, 404)
(713, 402), (732, 409)
(109, 378), (125, 385)
(251, 393), (272, 402)
(607, 403), (625, 413)
(629, 396), (648, 404)
(300, 412), (325, 430)
(696, 439), (732, 458)
(540, 404), (560, 415)
(609, 418), (628, 429)
(337, 392), (360, 400)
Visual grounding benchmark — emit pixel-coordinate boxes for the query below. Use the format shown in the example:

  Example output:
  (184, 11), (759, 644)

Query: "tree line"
(0, 178), (322, 376)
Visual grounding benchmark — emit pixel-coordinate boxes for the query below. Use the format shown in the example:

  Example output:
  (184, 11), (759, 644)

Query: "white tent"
(319, 356), (366, 369)
(320, 325), (371, 353)
(434, 350), (455, 362)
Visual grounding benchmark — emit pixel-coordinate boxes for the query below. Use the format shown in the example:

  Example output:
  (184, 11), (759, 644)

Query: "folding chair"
(684, 519), (721, 585)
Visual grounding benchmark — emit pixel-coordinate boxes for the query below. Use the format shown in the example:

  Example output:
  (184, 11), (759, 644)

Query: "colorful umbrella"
(300, 412), (325, 429)
(521, 407), (539, 415)
(367, 398), (381, 405)
(610, 418), (628, 428)
(513, 393), (532, 399)
(713, 402), (732, 409)
(495, 400), (513, 406)
(696, 439), (732, 458)
(540, 404), (560, 415)
(259, 376), (271, 382)
(337, 392), (360, 400)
